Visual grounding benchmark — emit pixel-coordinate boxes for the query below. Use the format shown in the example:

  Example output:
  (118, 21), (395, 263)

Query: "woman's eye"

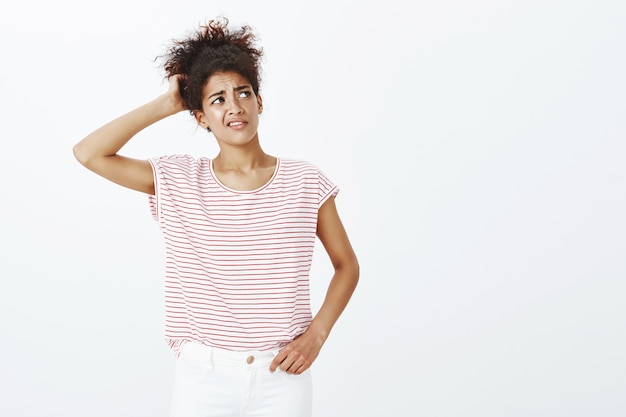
(211, 97), (225, 104)
(239, 91), (251, 98)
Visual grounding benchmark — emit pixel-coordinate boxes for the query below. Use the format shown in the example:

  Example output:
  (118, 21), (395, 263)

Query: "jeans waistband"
(180, 341), (279, 368)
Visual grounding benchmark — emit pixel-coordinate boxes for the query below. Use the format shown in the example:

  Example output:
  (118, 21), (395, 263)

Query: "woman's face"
(195, 71), (263, 148)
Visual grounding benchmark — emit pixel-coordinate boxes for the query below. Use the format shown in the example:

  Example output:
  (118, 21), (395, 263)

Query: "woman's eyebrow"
(208, 85), (252, 100)
(208, 90), (225, 100)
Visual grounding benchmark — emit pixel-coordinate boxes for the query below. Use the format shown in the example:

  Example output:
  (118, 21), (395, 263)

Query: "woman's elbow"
(73, 142), (88, 165)
(73, 141), (98, 168)
(339, 255), (360, 287)
(351, 257), (360, 285)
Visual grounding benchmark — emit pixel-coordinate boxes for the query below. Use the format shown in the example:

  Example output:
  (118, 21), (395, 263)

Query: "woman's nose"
(227, 99), (243, 114)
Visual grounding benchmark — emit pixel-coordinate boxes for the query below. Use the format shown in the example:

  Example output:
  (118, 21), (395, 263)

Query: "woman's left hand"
(269, 327), (325, 375)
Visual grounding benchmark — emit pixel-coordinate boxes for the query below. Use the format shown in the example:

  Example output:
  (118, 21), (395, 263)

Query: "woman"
(73, 17), (359, 417)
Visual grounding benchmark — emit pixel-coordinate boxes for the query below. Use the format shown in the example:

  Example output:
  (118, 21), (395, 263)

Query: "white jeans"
(169, 342), (313, 417)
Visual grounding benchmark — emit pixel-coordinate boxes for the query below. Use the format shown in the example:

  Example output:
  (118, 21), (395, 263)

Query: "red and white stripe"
(148, 155), (338, 354)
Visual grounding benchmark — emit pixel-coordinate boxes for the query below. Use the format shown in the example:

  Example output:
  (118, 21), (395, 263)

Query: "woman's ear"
(194, 110), (209, 130)
(257, 94), (263, 115)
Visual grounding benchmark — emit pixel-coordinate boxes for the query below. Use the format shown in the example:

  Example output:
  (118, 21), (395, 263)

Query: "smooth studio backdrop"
(0, 1), (624, 416)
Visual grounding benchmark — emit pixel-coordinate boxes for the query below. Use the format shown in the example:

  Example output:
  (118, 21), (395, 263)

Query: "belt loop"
(209, 346), (215, 371)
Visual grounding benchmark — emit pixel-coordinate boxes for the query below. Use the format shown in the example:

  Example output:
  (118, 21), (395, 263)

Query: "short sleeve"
(147, 154), (197, 224)
(147, 158), (161, 222)
(317, 167), (339, 208)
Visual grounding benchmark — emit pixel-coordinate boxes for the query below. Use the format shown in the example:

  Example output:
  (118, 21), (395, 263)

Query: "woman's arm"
(73, 76), (186, 194)
(270, 196), (360, 374)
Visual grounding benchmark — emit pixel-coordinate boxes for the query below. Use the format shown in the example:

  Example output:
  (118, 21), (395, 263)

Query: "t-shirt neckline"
(209, 157), (280, 194)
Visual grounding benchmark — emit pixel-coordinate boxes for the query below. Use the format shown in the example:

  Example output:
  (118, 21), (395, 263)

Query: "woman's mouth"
(227, 120), (246, 128)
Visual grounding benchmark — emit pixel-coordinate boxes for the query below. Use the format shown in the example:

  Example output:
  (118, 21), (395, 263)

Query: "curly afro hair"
(159, 17), (263, 113)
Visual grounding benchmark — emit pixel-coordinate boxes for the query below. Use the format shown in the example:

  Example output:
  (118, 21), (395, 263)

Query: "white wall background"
(1, 1), (624, 416)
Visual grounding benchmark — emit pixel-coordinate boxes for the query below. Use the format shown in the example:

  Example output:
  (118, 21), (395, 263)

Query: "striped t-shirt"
(148, 155), (338, 354)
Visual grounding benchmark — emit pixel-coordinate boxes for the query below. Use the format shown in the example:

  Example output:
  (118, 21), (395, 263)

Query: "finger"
(270, 350), (287, 372)
(291, 359), (309, 374)
(287, 362), (301, 375)
(283, 355), (308, 374)
(280, 355), (295, 372)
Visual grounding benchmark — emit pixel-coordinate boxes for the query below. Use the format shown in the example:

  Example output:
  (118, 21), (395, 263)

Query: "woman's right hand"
(165, 74), (188, 115)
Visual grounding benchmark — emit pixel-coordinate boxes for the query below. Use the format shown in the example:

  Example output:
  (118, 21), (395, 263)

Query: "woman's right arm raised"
(73, 76), (187, 195)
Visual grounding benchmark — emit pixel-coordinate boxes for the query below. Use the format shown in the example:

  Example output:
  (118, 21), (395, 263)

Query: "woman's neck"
(212, 148), (275, 173)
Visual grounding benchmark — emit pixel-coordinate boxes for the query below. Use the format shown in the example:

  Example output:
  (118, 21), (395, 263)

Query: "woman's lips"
(227, 120), (247, 128)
